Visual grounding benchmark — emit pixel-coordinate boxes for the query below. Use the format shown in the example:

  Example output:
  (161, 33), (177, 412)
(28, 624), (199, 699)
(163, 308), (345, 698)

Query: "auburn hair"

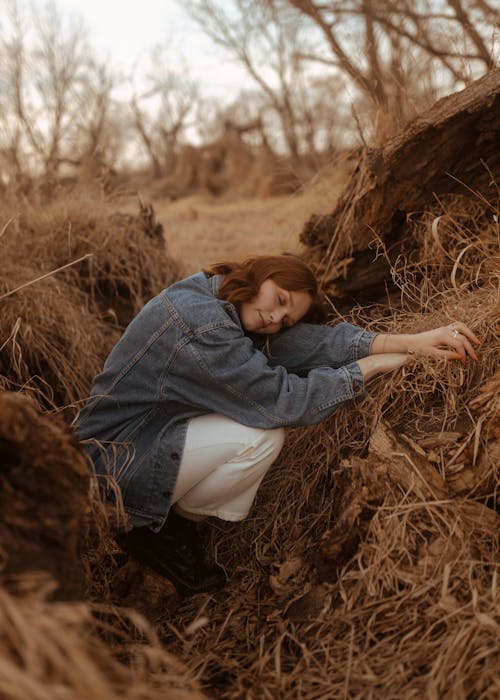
(205, 254), (327, 323)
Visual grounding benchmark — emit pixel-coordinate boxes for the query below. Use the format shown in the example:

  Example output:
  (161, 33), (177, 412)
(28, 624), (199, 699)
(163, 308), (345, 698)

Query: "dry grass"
(0, 582), (205, 700)
(0, 389), (206, 700)
(0, 165), (498, 699)
(144, 189), (499, 699)
(0, 189), (179, 409)
(152, 279), (498, 698)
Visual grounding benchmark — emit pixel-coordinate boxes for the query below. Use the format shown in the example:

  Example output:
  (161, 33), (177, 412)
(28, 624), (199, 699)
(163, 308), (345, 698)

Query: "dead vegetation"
(301, 67), (500, 308)
(0, 72), (499, 699)
(0, 190), (179, 408)
(0, 572), (205, 700)
(153, 266), (498, 698)
(160, 127), (301, 200)
(0, 186), (205, 698)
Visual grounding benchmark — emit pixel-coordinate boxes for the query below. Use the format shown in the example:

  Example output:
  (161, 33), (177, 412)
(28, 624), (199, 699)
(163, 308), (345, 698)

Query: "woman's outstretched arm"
(370, 321), (480, 364)
(356, 353), (409, 382)
(263, 321), (375, 372)
(358, 320), (481, 384)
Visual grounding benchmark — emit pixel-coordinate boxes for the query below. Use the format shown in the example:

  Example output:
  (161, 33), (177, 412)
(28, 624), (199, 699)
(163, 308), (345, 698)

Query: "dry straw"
(0, 183), (498, 698)
(0, 189), (179, 409)
(150, 188), (499, 699)
(0, 582), (205, 700)
(0, 389), (205, 700)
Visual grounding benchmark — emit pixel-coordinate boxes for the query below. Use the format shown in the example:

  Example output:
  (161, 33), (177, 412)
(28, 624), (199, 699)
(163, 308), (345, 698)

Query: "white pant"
(171, 414), (285, 521)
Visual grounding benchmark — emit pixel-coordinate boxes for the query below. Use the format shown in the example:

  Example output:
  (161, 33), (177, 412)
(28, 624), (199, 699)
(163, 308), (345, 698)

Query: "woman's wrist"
(357, 353), (409, 382)
(371, 333), (414, 355)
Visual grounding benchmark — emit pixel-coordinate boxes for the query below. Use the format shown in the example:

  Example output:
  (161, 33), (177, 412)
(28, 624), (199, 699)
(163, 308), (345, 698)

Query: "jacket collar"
(208, 273), (224, 297)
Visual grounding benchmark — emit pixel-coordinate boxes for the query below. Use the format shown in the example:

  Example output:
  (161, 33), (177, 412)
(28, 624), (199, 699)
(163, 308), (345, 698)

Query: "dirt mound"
(0, 391), (90, 600)
(301, 67), (500, 307)
(0, 390), (206, 700)
(0, 191), (180, 408)
(0, 191), (205, 698)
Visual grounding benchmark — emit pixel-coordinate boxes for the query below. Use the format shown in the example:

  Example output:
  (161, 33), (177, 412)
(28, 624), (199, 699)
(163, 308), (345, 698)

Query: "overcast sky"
(46, 0), (248, 99)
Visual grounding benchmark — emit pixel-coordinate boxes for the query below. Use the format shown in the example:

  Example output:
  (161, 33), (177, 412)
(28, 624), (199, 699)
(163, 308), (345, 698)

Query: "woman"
(75, 255), (480, 595)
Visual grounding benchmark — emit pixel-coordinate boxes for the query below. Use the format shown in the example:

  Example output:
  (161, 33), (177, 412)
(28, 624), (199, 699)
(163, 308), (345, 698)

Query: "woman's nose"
(270, 309), (285, 324)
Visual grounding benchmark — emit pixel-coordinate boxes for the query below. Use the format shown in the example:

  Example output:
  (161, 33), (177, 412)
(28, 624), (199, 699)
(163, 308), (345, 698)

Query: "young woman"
(75, 255), (480, 595)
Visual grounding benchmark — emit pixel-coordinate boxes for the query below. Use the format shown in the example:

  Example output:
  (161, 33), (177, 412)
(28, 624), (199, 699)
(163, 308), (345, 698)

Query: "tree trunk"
(301, 68), (500, 305)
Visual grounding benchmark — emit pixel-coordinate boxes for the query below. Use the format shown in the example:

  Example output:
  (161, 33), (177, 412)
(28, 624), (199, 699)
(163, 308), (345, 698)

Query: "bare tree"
(63, 59), (120, 180)
(130, 47), (199, 178)
(193, 90), (266, 147)
(0, 0), (119, 186)
(0, 1), (36, 184)
(283, 0), (498, 114)
(183, 0), (330, 164)
(184, 0), (498, 157)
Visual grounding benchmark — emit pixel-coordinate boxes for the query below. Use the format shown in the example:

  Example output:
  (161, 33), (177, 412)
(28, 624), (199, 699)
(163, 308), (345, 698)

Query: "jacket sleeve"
(263, 322), (376, 373)
(168, 324), (367, 430)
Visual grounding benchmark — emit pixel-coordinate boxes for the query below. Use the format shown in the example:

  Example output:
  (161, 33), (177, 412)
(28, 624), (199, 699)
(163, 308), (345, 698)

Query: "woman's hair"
(205, 254), (327, 323)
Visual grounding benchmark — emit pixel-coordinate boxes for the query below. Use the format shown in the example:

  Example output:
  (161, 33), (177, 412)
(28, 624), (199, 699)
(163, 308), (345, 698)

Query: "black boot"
(117, 510), (226, 596)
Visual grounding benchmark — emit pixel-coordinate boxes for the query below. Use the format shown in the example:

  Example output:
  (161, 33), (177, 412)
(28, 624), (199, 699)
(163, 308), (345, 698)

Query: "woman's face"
(240, 278), (312, 334)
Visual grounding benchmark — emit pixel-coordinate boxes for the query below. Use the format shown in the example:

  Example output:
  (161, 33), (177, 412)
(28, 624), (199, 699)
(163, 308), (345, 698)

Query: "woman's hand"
(405, 322), (480, 363)
(371, 322), (480, 364)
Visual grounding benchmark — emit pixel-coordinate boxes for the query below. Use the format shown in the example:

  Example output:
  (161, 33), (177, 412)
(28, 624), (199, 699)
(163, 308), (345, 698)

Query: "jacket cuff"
(353, 330), (377, 359)
(342, 361), (366, 398)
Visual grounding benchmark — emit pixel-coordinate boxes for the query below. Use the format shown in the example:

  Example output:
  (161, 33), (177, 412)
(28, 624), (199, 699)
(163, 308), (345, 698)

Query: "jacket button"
(353, 379), (360, 392)
(170, 452), (179, 461)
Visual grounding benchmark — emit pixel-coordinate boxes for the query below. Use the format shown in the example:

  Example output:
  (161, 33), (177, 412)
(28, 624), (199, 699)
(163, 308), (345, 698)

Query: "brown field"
(0, 149), (498, 699)
(133, 161), (351, 271)
(1, 4), (499, 695)
(158, 193), (303, 269)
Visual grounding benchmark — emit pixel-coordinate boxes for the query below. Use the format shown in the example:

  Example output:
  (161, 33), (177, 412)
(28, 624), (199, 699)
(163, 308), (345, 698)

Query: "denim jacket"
(75, 272), (375, 529)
